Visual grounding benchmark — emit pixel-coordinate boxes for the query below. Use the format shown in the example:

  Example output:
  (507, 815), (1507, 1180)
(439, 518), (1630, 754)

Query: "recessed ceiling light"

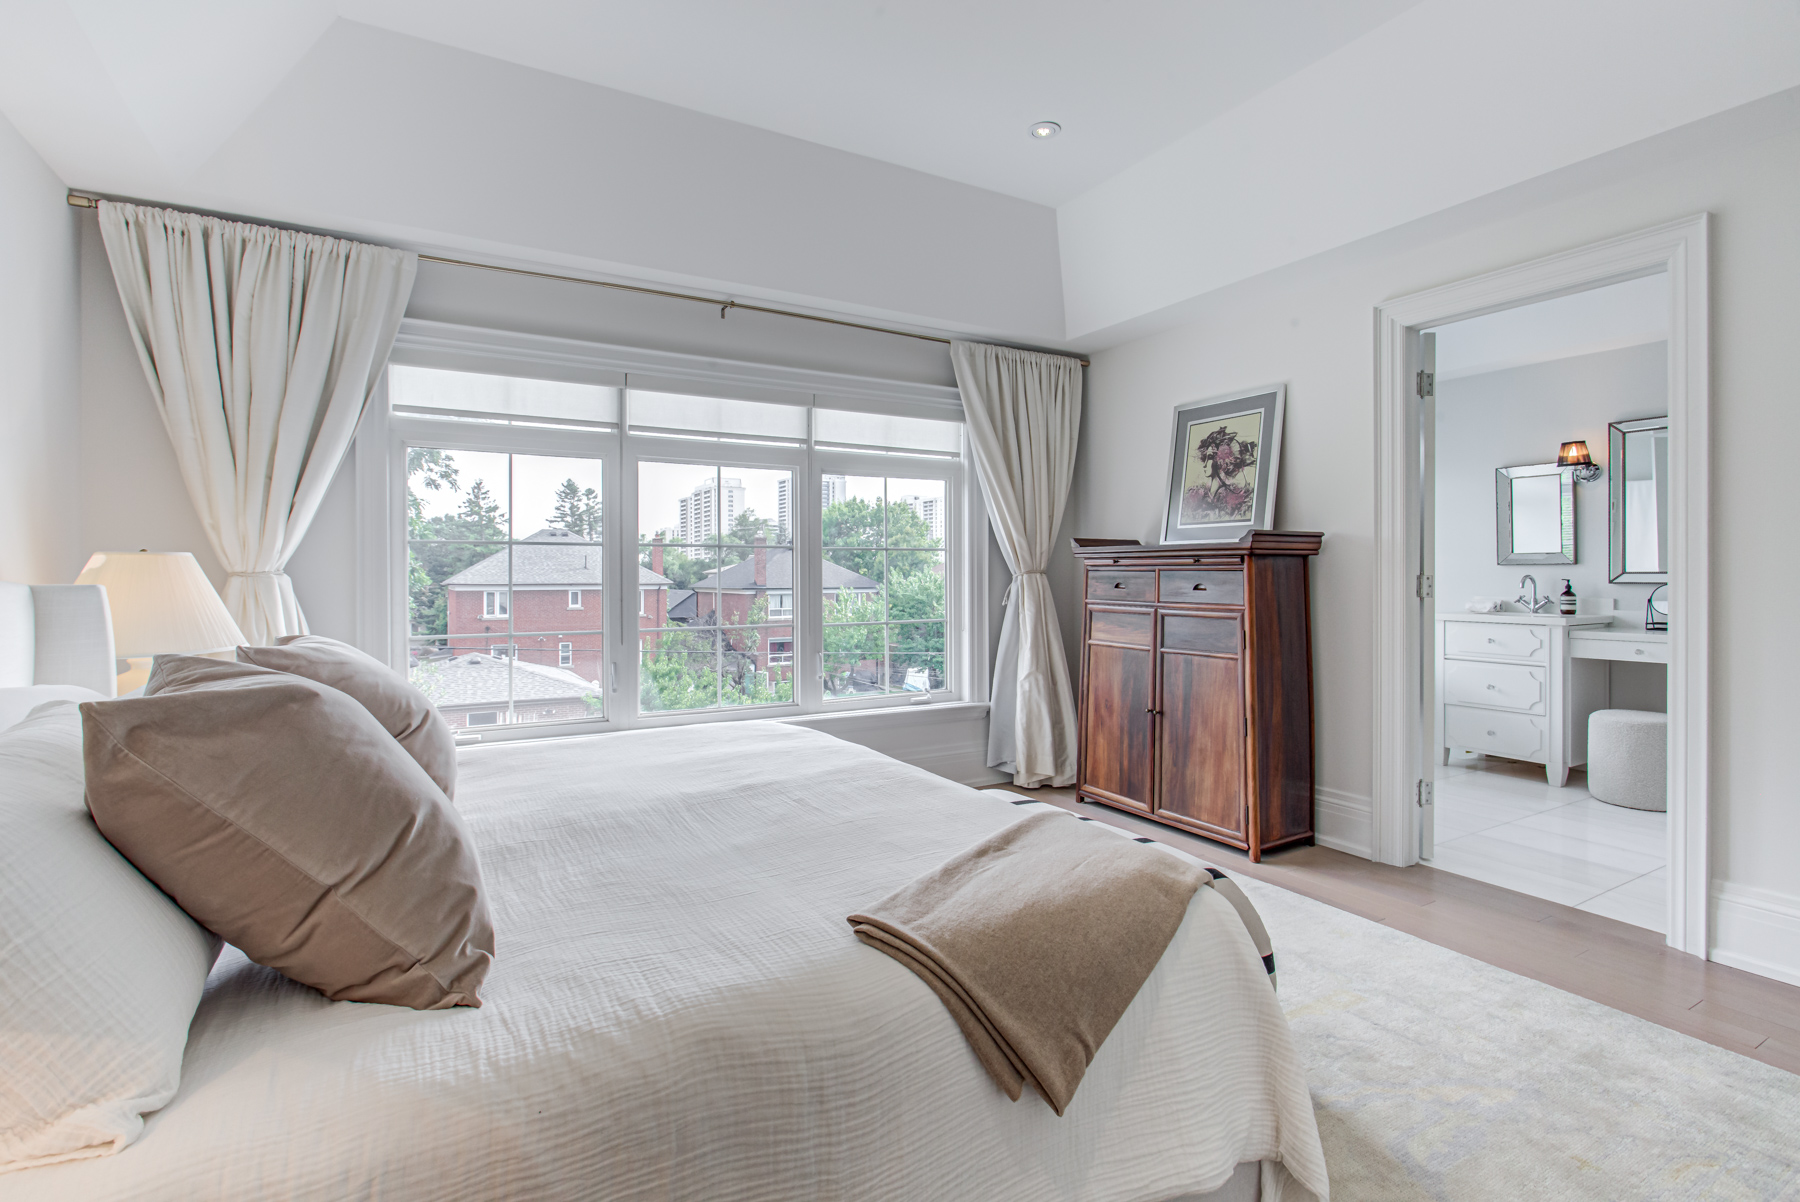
(1029, 121), (1061, 140)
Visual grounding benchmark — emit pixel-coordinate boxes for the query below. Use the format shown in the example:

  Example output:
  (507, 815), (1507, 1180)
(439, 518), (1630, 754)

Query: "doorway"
(1419, 275), (1671, 932)
(1371, 216), (1710, 958)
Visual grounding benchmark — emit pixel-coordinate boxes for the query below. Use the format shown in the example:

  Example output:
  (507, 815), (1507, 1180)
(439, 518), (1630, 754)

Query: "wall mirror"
(1495, 463), (1575, 565)
(1609, 415), (1669, 583)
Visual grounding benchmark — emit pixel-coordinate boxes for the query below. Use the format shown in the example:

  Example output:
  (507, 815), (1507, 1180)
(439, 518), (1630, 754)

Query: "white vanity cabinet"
(1436, 613), (1613, 786)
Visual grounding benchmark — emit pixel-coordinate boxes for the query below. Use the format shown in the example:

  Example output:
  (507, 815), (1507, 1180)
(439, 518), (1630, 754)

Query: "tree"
(821, 498), (936, 580)
(406, 471), (508, 640)
(550, 477), (602, 540)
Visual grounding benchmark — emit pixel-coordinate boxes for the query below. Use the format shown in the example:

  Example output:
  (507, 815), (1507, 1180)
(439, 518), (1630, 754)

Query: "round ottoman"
(1587, 709), (1667, 811)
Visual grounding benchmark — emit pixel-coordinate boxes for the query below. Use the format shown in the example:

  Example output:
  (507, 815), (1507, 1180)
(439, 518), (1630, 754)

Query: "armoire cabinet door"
(1155, 613), (1247, 841)
(1080, 608), (1157, 811)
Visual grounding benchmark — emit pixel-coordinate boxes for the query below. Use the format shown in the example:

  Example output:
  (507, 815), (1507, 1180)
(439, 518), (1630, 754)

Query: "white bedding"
(11, 721), (1327, 1202)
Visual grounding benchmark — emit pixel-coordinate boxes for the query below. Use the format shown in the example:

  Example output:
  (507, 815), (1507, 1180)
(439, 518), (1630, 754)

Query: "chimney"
(753, 533), (767, 588)
(652, 535), (664, 576)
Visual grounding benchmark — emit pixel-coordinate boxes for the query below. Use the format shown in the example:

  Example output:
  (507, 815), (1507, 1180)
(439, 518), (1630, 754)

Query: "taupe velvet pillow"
(80, 656), (493, 1010)
(237, 634), (457, 799)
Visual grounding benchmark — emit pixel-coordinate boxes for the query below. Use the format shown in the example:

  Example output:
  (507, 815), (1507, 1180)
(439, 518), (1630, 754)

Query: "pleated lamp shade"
(75, 552), (246, 658)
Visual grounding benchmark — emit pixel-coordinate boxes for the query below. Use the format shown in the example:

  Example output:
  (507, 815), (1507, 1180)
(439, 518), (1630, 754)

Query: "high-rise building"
(677, 477), (745, 543)
(820, 474), (847, 509)
(776, 476), (791, 542)
(896, 494), (944, 544)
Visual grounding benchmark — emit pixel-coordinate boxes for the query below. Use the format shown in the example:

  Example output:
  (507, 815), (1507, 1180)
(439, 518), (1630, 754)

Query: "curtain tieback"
(1004, 570), (1048, 605)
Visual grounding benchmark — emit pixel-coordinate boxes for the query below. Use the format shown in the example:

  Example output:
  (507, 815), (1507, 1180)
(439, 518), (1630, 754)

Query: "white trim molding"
(1313, 787), (1374, 860)
(1372, 215), (1710, 959)
(1711, 882), (1800, 990)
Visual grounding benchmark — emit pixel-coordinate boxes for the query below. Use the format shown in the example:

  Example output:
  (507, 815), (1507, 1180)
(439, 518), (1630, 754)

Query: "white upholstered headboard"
(0, 583), (118, 697)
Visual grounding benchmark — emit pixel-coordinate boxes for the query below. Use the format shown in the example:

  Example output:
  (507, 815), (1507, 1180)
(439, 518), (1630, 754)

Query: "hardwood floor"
(983, 785), (1800, 1076)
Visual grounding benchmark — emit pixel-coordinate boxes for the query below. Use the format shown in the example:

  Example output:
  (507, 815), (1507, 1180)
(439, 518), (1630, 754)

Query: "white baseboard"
(1710, 881), (1800, 988)
(1314, 787), (1374, 860)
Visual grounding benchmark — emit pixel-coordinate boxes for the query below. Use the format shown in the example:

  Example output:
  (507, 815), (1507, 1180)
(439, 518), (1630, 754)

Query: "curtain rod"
(67, 191), (1087, 368)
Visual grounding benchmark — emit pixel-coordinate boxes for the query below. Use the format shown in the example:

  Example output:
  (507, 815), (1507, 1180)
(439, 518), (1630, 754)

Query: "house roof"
(444, 528), (675, 588)
(690, 547), (877, 593)
(666, 589), (697, 622)
(412, 652), (601, 710)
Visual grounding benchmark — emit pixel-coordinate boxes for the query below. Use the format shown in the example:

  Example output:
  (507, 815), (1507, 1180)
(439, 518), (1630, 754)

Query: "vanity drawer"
(1159, 570), (1244, 607)
(1443, 660), (1547, 715)
(1568, 636), (1669, 664)
(1444, 705), (1547, 762)
(1444, 622), (1547, 662)
(1088, 571), (1155, 603)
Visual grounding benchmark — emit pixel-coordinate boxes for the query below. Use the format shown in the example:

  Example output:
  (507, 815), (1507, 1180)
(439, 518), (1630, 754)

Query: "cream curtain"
(951, 341), (1083, 788)
(98, 201), (416, 644)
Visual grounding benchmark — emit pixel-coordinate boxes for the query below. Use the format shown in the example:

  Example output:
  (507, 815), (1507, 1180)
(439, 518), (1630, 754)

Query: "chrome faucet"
(1516, 575), (1555, 613)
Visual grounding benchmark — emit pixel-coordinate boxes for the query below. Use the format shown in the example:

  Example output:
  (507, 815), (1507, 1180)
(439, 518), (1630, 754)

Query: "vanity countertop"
(1435, 612), (1613, 627)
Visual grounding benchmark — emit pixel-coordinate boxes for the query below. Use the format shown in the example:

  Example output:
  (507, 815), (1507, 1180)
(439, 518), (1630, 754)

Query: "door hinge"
(1415, 573), (1434, 600)
(1416, 369), (1435, 398)
(1415, 779), (1434, 808)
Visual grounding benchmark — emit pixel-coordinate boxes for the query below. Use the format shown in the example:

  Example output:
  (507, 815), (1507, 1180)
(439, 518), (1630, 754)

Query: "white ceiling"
(1431, 273), (1669, 381)
(1, 0), (1794, 344)
(21, 0), (1426, 207)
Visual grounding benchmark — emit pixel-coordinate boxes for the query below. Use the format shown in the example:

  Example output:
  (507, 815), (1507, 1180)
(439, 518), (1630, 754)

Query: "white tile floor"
(1426, 751), (1666, 932)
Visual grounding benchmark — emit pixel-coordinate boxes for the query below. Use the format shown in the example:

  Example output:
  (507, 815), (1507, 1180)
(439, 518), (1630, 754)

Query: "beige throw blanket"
(848, 811), (1210, 1116)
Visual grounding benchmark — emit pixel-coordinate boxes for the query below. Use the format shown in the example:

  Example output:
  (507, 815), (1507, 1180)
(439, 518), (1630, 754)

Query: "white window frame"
(568, 589), (582, 609)
(483, 590), (507, 618)
(357, 319), (990, 746)
(559, 641), (573, 667)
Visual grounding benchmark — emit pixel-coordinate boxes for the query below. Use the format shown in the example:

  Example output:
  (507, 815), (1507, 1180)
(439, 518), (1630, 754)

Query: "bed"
(3, 588), (1327, 1202)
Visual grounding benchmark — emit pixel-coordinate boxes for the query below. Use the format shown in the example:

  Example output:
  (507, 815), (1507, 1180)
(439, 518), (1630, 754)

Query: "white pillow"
(0, 702), (220, 1174)
(0, 686), (106, 734)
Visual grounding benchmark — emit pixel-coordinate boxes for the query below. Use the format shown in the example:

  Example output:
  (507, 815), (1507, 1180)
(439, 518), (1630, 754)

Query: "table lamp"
(74, 551), (247, 694)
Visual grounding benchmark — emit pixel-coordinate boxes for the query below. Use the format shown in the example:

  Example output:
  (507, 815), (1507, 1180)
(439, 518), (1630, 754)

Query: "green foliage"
(639, 543), (712, 590)
(406, 462), (508, 638)
(638, 620), (794, 712)
(550, 478), (602, 540)
(820, 498), (937, 580)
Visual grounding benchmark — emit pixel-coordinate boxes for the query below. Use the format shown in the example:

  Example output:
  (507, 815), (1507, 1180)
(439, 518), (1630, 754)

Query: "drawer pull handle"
(1634, 648), (1645, 656)
(1113, 581), (1126, 588)
(1191, 583), (1207, 590)
(1487, 637), (1496, 644)
(1486, 683), (1497, 690)
(1487, 730), (1497, 737)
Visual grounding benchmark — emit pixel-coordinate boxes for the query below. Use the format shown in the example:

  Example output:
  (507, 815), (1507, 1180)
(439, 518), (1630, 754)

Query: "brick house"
(684, 535), (878, 671)
(442, 528), (675, 681)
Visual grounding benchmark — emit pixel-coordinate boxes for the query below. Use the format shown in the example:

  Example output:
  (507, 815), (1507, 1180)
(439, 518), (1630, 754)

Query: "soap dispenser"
(1558, 579), (1577, 615)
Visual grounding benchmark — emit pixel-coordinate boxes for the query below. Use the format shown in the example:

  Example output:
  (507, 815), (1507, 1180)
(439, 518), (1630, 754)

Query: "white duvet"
(13, 721), (1327, 1201)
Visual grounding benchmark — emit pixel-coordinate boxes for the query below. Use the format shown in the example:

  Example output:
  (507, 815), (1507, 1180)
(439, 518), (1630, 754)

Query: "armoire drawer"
(1443, 660), (1547, 715)
(1088, 571), (1155, 603)
(1444, 705), (1547, 761)
(1444, 621), (1547, 662)
(1158, 570), (1244, 607)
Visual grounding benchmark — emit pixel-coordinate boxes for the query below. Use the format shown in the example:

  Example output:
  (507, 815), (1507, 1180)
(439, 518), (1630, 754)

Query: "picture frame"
(1161, 385), (1286, 544)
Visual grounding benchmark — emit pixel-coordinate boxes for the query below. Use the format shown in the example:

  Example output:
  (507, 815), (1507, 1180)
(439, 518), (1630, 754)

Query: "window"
(381, 354), (968, 743)
(822, 475), (947, 698)
(638, 460), (795, 715)
(401, 428), (606, 731)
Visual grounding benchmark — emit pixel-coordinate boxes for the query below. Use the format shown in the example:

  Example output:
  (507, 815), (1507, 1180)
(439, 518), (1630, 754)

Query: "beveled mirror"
(1496, 463), (1575, 565)
(1609, 415), (1669, 583)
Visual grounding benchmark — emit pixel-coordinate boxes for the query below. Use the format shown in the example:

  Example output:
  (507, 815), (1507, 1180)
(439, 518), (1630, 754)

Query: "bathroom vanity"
(1436, 612), (1668, 786)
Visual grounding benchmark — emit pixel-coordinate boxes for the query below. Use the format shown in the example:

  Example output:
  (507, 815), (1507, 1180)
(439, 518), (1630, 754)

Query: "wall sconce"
(1557, 440), (1603, 484)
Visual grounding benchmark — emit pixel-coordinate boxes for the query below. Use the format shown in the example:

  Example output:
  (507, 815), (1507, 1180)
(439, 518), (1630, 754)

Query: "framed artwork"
(1161, 385), (1286, 544)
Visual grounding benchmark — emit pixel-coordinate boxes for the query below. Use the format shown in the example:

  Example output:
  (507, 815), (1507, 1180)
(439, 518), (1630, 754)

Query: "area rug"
(1232, 874), (1800, 1200)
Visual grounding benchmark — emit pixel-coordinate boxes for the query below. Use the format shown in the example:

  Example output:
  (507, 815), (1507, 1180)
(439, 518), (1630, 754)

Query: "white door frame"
(1371, 214), (1710, 957)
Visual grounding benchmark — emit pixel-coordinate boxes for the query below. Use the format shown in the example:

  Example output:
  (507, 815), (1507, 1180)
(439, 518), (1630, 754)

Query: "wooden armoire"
(1071, 532), (1321, 861)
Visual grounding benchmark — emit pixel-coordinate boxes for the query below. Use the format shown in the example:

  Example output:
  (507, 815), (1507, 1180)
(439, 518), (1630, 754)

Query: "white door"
(1418, 331), (1437, 861)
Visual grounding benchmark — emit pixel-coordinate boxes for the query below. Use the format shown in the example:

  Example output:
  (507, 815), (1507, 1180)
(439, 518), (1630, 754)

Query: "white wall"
(1058, 101), (1800, 951)
(0, 112), (81, 585)
(1435, 342), (1668, 713)
(1435, 342), (1664, 612)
